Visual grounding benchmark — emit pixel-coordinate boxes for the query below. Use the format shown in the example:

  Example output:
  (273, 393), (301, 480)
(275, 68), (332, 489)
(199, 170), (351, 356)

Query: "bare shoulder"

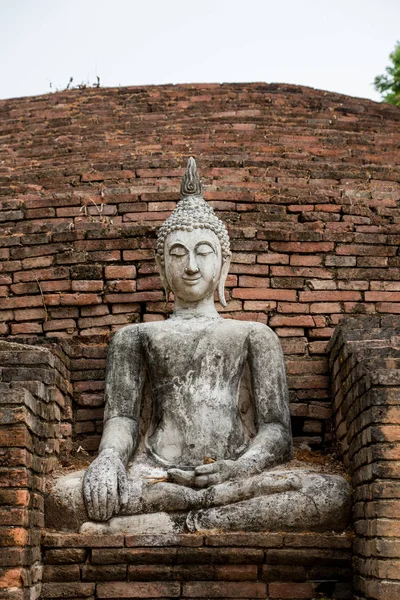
(224, 318), (278, 341)
(109, 322), (146, 349)
(114, 320), (169, 343)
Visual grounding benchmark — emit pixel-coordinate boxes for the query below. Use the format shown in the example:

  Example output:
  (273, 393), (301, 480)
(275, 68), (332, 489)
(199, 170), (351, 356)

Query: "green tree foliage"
(374, 41), (400, 106)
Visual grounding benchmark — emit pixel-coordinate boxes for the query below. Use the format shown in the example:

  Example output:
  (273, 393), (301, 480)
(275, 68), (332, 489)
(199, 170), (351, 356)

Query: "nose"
(185, 251), (200, 275)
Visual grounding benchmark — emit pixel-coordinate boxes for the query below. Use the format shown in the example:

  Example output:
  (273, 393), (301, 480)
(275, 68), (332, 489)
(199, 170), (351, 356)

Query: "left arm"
(191, 323), (292, 487)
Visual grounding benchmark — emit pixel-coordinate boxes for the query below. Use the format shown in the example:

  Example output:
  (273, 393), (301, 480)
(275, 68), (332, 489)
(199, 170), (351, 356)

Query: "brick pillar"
(329, 316), (400, 600)
(0, 340), (71, 600)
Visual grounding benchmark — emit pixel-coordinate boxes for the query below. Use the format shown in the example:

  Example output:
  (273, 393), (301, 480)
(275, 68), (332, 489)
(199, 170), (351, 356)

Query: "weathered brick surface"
(39, 531), (353, 599)
(1, 83), (399, 599)
(328, 316), (400, 599)
(0, 83), (399, 454)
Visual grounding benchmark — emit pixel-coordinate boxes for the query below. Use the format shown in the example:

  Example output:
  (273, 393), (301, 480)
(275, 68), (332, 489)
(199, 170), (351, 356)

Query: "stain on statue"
(47, 159), (351, 534)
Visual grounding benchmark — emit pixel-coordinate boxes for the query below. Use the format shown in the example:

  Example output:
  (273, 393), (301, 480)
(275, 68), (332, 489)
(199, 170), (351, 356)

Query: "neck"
(173, 295), (221, 319)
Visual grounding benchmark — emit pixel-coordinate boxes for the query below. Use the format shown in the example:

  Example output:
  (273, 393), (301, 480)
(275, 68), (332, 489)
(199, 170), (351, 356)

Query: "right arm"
(100, 324), (145, 464)
(83, 325), (145, 521)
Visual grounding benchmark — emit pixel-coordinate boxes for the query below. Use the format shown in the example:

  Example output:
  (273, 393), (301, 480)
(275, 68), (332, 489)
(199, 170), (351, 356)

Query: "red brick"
(44, 548), (87, 564)
(358, 256), (388, 267)
(42, 533), (124, 547)
(315, 204), (341, 212)
(286, 360), (327, 374)
(280, 339), (307, 354)
(82, 169), (134, 181)
(372, 582), (400, 600)
(40, 280), (72, 292)
(0, 275), (12, 285)
(105, 266), (137, 279)
(122, 250), (154, 261)
(0, 567), (24, 588)
(232, 288), (297, 301)
(231, 252), (256, 264)
(59, 293), (102, 305)
(336, 244), (396, 256)
(0, 296), (43, 310)
(43, 319), (76, 331)
(71, 280), (104, 292)
(370, 281), (400, 291)
(125, 534), (202, 547)
(13, 266), (69, 283)
(310, 302), (341, 313)
(243, 301), (276, 311)
(182, 581), (266, 597)
(41, 582), (95, 597)
(137, 168), (182, 178)
(205, 533), (283, 547)
(25, 207), (55, 219)
(275, 327), (305, 337)
(0, 527), (28, 546)
(257, 254), (289, 265)
(299, 291), (361, 302)
(142, 313), (165, 322)
(271, 266), (333, 279)
(87, 250), (120, 262)
(366, 291), (400, 301)
(11, 322), (43, 335)
(377, 302), (400, 313)
(230, 264), (270, 276)
(270, 315), (315, 327)
(124, 211), (171, 222)
(239, 275), (270, 288)
(290, 255), (322, 266)
(148, 201), (176, 211)
(308, 341), (328, 354)
(105, 292), (164, 303)
(268, 582), (315, 598)
(0, 490), (30, 507)
(97, 581), (180, 598)
(308, 327), (335, 338)
(137, 276), (163, 291)
(22, 256), (53, 269)
(284, 533), (351, 548)
(277, 302), (310, 314)
(270, 242), (334, 253)
(13, 308), (46, 321)
(106, 280), (137, 293)
(288, 205), (314, 212)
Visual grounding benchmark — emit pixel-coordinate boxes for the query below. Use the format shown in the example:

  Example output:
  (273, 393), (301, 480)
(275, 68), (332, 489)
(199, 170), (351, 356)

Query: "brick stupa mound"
(0, 83), (399, 456)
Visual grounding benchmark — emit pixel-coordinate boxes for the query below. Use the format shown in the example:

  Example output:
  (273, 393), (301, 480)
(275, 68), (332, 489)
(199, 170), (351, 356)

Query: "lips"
(182, 276), (201, 284)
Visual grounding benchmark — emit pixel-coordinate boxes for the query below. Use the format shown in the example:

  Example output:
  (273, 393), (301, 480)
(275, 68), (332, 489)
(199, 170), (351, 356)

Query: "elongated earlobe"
(217, 255), (231, 307)
(155, 255), (171, 302)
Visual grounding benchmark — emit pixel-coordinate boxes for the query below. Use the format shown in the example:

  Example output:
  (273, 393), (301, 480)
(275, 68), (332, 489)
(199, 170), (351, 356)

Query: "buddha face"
(163, 229), (223, 303)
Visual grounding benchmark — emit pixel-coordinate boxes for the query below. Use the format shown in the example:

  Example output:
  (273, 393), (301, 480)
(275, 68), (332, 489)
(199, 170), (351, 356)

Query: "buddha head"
(156, 158), (231, 307)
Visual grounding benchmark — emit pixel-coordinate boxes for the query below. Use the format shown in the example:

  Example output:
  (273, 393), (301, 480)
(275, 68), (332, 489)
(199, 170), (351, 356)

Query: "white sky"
(0, 0), (399, 102)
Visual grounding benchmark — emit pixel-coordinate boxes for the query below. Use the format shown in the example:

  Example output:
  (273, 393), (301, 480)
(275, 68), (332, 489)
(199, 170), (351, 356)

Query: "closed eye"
(169, 245), (188, 257)
(196, 243), (214, 256)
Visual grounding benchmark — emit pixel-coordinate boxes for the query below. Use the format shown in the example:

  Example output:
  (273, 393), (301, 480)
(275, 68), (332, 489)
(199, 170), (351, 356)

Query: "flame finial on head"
(156, 158), (231, 306)
(156, 158), (231, 264)
(180, 157), (203, 199)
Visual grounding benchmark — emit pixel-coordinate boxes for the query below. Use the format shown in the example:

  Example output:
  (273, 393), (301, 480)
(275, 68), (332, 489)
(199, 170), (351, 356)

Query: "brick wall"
(41, 531), (353, 600)
(0, 340), (72, 599)
(0, 83), (400, 449)
(329, 315), (400, 599)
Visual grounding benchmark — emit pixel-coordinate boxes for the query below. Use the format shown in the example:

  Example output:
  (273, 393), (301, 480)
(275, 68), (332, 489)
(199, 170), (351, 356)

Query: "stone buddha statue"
(48, 158), (350, 534)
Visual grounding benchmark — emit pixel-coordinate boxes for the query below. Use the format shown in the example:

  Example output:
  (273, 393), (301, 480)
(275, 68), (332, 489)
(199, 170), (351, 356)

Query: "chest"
(141, 321), (248, 381)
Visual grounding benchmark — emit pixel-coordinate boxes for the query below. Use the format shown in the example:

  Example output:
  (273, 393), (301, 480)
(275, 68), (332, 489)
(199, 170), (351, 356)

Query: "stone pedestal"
(41, 531), (353, 600)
